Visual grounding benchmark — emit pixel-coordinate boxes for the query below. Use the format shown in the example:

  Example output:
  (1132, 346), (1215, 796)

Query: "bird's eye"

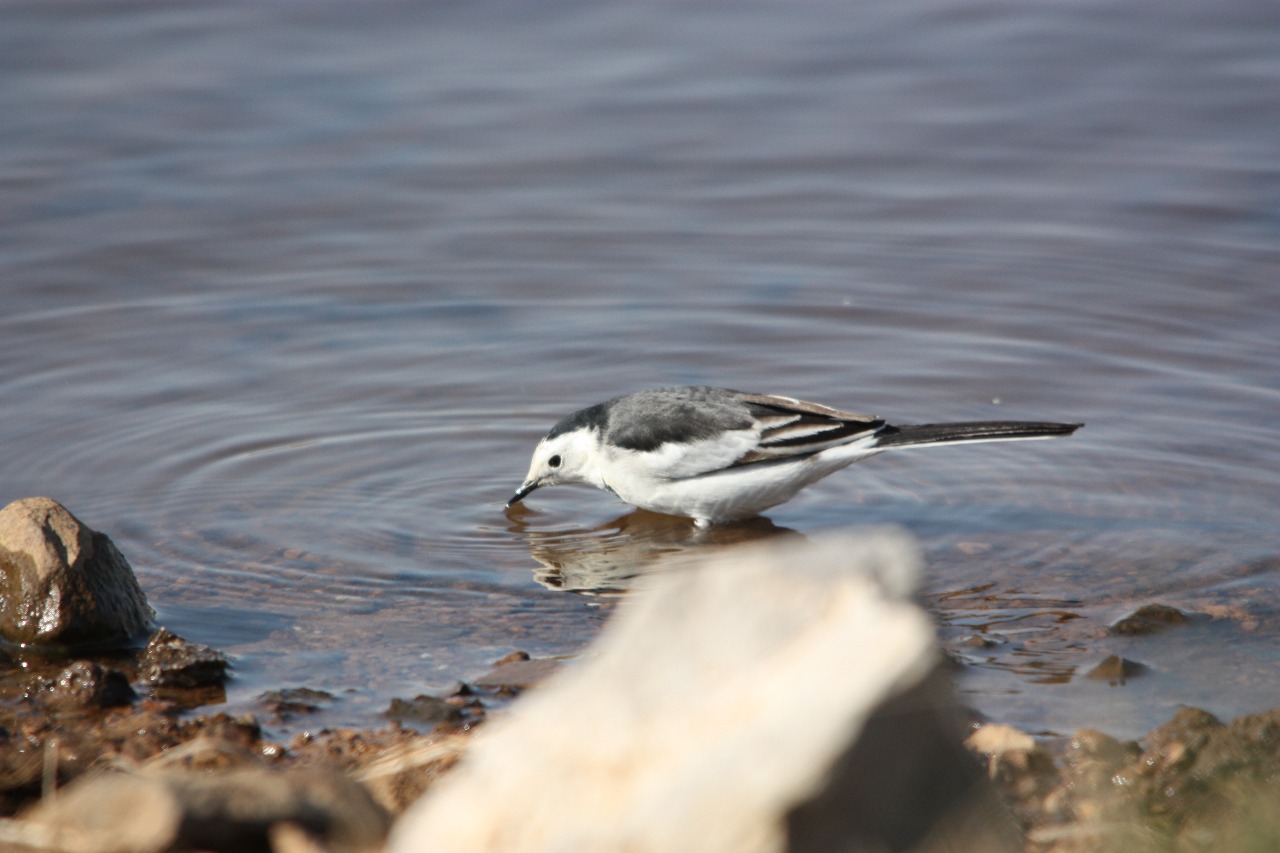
(548, 454), (562, 468)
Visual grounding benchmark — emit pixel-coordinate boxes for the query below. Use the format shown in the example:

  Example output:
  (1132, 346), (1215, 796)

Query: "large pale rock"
(0, 497), (153, 647)
(389, 530), (1018, 853)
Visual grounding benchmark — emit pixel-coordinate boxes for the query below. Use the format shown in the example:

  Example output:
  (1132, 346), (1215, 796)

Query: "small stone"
(1085, 655), (1146, 682)
(44, 661), (136, 709)
(1110, 604), (1190, 635)
(257, 687), (334, 718)
(0, 497), (154, 647)
(473, 657), (561, 692)
(493, 650), (531, 665)
(385, 695), (465, 726)
(140, 627), (229, 688)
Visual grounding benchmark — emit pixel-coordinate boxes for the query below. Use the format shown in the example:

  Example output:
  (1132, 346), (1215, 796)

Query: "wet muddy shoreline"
(1, 498), (1277, 851)
(5, 614), (1280, 851)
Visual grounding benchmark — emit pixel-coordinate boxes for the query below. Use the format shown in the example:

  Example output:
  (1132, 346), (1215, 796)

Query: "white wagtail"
(508, 386), (1082, 527)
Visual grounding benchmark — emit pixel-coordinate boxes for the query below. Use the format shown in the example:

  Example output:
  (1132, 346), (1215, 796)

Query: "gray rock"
(20, 771), (181, 853)
(0, 497), (153, 647)
(389, 530), (1018, 853)
(24, 766), (390, 853)
(165, 767), (390, 852)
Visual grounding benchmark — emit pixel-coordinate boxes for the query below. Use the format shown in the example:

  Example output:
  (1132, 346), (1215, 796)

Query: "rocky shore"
(2, 497), (1277, 852)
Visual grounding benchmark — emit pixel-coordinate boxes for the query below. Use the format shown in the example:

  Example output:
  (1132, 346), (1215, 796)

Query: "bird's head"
(507, 427), (601, 507)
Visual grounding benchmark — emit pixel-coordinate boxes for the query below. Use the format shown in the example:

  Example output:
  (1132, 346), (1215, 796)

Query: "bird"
(507, 386), (1082, 527)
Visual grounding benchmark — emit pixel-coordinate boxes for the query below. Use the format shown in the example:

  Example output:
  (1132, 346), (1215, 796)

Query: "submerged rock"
(1110, 604), (1191, 635)
(389, 531), (1018, 853)
(1085, 654), (1147, 683)
(473, 653), (562, 695)
(0, 497), (153, 647)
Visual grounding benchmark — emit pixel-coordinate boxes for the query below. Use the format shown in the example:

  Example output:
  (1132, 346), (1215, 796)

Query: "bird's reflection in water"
(505, 505), (801, 595)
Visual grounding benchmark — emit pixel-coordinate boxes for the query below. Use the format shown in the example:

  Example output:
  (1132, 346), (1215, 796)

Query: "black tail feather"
(873, 421), (1082, 449)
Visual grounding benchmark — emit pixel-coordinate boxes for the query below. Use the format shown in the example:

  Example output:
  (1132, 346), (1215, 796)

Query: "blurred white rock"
(389, 528), (1018, 853)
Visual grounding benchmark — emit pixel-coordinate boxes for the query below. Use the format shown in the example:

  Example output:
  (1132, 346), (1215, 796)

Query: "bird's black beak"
(507, 481), (540, 508)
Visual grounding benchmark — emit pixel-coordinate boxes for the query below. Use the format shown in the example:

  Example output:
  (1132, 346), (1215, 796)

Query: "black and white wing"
(733, 392), (884, 464)
(601, 387), (884, 479)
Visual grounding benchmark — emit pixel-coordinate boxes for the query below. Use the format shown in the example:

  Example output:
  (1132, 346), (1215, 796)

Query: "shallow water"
(2, 0), (1277, 739)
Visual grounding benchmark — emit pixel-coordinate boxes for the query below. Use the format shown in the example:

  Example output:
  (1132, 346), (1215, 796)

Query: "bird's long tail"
(872, 421), (1082, 449)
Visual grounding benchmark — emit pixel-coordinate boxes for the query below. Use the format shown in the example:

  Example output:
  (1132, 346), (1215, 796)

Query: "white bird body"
(508, 386), (1081, 526)
(599, 433), (883, 522)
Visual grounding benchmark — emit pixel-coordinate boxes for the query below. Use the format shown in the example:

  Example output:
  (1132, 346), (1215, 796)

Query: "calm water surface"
(2, 0), (1277, 738)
